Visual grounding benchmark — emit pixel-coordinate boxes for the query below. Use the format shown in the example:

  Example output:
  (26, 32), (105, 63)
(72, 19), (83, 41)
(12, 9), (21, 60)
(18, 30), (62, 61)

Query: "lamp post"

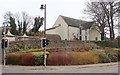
(40, 4), (46, 67)
(2, 22), (7, 66)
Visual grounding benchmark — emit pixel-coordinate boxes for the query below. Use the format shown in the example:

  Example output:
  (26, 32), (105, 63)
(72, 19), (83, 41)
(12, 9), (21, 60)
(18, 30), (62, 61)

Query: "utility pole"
(2, 22), (6, 66)
(40, 4), (46, 67)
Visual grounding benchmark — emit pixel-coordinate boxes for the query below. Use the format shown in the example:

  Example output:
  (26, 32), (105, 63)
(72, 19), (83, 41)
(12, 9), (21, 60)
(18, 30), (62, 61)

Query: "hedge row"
(6, 52), (49, 66)
(95, 40), (120, 48)
(6, 51), (118, 66)
(47, 52), (100, 65)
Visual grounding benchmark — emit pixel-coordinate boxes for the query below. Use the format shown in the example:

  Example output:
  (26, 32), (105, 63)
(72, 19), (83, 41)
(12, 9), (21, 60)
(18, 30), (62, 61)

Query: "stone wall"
(9, 40), (99, 51)
(9, 39), (41, 51)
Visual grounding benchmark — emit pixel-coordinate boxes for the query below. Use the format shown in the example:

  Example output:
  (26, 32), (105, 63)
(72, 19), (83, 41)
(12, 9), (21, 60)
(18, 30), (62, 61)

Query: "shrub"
(118, 51), (120, 61)
(95, 40), (119, 48)
(6, 53), (21, 65)
(32, 52), (44, 65)
(32, 52), (49, 65)
(20, 53), (35, 66)
(47, 52), (72, 65)
(93, 50), (118, 63)
(106, 53), (118, 62)
(47, 52), (100, 65)
(98, 52), (111, 63)
(104, 48), (118, 57)
(71, 52), (100, 65)
(8, 47), (20, 53)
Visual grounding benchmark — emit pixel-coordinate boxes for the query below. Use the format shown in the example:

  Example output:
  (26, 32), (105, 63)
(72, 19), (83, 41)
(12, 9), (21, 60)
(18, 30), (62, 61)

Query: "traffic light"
(1, 38), (9, 49)
(41, 38), (46, 48)
(41, 38), (50, 48)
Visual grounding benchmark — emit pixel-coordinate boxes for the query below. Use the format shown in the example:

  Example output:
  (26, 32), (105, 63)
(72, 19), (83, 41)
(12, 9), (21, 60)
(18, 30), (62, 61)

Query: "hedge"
(95, 40), (119, 48)
(47, 52), (100, 65)
(6, 51), (118, 66)
(6, 52), (49, 66)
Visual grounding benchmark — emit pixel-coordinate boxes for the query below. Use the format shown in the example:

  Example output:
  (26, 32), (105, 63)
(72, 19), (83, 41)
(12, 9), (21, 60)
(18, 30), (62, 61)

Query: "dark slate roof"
(60, 15), (94, 29)
(81, 21), (95, 30)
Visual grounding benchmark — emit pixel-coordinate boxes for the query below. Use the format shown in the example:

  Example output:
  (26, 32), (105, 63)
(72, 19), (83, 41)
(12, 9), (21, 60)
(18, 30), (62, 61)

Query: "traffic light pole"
(3, 42), (6, 66)
(40, 4), (46, 67)
(44, 4), (46, 67)
(2, 42), (5, 66)
(2, 23), (6, 66)
(42, 4), (46, 67)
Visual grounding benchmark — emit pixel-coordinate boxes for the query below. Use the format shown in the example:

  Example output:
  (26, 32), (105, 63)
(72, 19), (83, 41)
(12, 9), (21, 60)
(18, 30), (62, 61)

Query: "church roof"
(60, 15), (95, 29)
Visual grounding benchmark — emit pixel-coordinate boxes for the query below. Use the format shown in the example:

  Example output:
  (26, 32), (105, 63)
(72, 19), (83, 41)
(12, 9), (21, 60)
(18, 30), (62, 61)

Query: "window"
(79, 36), (82, 40)
(95, 37), (98, 41)
(58, 24), (61, 26)
(85, 36), (87, 41)
(73, 33), (75, 36)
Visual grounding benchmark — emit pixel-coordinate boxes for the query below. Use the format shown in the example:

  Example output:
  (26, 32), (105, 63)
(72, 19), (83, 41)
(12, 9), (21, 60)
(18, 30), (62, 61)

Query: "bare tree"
(100, 1), (120, 40)
(15, 13), (22, 35)
(84, 0), (120, 40)
(4, 11), (33, 35)
(84, 2), (107, 40)
(4, 11), (17, 35)
(22, 12), (32, 34)
(4, 11), (13, 25)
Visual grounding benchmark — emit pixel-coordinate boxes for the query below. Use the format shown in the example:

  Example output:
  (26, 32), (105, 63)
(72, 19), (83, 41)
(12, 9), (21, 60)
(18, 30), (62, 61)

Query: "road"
(1, 62), (119, 73)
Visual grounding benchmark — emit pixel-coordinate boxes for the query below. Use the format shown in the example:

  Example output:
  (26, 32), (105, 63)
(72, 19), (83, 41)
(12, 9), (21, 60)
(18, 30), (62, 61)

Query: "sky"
(0, 0), (90, 29)
(0, 0), (118, 37)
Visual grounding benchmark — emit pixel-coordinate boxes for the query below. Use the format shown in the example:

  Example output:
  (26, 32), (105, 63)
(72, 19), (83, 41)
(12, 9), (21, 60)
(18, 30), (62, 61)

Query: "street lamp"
(40, 4), (47, 67)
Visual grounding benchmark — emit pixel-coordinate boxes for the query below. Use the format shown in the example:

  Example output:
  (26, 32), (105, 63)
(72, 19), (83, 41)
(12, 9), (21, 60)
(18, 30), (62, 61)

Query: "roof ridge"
(60, 15), (86, 22)
(59, 15), (96, 29)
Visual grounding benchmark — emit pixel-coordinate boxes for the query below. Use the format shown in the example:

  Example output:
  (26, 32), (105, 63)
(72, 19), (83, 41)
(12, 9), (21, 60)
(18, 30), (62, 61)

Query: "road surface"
(1, 62), (119, 73)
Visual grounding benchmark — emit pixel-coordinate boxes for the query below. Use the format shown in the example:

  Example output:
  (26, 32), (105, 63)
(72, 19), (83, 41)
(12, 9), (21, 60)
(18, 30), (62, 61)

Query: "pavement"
(1, 62), (119, 73)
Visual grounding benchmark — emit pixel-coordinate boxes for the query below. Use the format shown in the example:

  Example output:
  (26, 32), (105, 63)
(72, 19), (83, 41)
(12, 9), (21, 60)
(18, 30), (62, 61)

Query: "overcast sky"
(0, 0), (91, 29)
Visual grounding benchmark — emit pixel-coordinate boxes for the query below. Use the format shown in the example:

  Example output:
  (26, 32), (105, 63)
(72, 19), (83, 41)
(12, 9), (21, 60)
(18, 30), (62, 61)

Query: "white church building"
(46, 15), (101, 41)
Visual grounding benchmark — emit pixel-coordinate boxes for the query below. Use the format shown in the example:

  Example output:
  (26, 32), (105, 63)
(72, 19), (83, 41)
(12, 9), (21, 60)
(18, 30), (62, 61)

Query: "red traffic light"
(1, 38), (9, 48)
(4, 39), (8, 42)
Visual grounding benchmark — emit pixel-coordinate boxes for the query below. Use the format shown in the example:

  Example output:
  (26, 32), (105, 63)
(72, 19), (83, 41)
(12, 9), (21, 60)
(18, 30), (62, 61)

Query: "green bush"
(32, 52), (49, 65)
(93, 50), (118, 63)
(107, 53), (118, 62)
(98, 52), (111, 63)
(95, 40), (119, 48)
